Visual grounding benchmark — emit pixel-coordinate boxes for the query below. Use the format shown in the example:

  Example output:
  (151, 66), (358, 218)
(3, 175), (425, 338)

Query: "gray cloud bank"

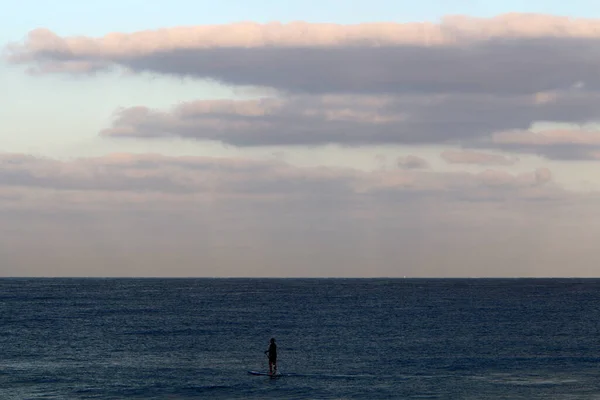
(0, 152), (555, 203)
(99, 94), (600, 160)
(3, 152), (598, 278)
(7, 14), (600, 96)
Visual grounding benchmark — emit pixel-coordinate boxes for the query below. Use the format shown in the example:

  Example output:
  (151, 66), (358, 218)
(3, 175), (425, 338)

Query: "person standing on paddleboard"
(264, 338), (277, 375)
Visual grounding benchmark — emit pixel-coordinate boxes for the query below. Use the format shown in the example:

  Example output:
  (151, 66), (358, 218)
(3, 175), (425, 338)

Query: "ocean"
(1, 278), (600, 399)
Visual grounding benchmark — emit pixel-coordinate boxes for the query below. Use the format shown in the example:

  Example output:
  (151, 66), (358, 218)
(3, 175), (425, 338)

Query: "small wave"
(502, 377), (579, 386)
(472, 373), (580, 386)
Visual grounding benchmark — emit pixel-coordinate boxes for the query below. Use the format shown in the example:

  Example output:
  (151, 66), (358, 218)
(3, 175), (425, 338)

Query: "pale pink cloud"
(441, 150), (518, 165)
(488, 129), (600, 159)
(9, 14), (600, 59)
(492, 129), (600, 146)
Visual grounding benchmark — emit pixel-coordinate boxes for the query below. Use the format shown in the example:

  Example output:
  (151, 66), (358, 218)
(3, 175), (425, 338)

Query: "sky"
(3, 0), (600, 277)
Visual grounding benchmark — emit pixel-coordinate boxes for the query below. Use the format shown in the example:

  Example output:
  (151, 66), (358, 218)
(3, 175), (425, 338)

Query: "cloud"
(484, 129), (600, 160)
(0, 152), (361, 200)
(10, 13), (600, 161)
(98, 92), (600, 151)
(493, 129), (600, 146)
(535, 168), (553, 185)
(0, 152), (558, 209)
(397, 155), (430, 169)
(476, 167), (551, 187)
(101, 96), (413, 146)
(14, 13), (600, 57)
(2, 152), (596, 278)
(7, 14), (600, 96)
(441, 150), (518, 165)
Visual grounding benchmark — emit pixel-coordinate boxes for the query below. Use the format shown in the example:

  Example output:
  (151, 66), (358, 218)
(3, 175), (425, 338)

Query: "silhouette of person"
(264, 337), (277, 375)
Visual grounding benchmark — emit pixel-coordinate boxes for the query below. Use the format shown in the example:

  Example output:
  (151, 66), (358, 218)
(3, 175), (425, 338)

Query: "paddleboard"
(248, 371), (285, 377)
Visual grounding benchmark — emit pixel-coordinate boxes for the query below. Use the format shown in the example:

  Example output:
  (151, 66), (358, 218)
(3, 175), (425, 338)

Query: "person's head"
(270, 337), (275, 343)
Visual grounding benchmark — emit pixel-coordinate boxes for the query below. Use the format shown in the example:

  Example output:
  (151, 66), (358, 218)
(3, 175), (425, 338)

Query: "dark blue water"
(2, 279), (600, 399)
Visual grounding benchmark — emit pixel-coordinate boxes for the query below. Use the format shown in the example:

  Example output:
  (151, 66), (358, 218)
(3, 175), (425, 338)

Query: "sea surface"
(2, 278), (600, 399)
